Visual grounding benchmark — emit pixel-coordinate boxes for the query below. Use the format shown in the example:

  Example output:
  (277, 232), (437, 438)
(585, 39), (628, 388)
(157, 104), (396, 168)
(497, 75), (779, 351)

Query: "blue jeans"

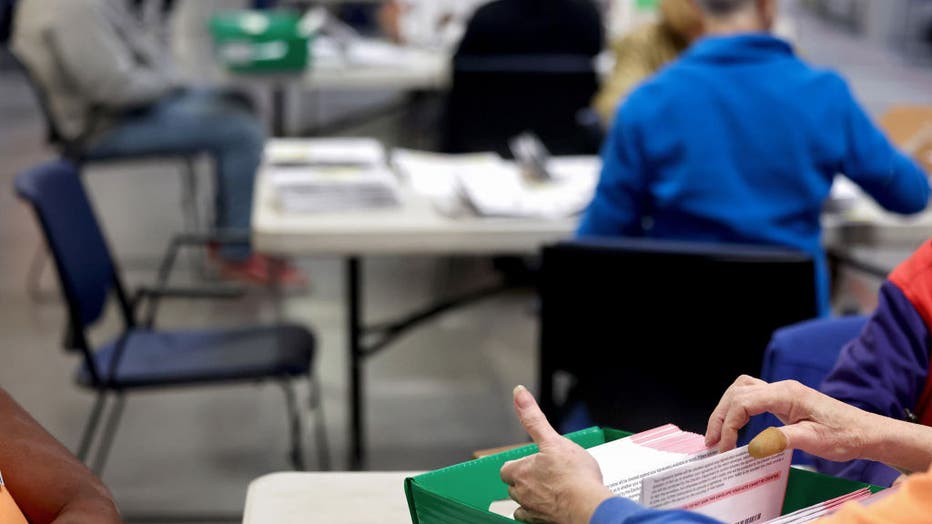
(85, 88), (264, 262)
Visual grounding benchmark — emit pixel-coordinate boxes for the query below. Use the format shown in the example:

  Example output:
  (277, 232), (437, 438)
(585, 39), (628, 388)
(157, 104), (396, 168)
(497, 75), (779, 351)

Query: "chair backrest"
(539, 238), (819, 433)
(7, 50), (72, 151)
(0, 0), (15, 46)
(744, 315), (868, 454)
(442, 54), (600, 156)
(14, 161), (131, 339)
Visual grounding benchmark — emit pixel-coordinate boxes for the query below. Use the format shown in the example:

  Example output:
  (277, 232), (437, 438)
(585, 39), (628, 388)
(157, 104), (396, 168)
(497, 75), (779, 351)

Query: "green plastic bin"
(209, 10), (312, 73)
(404, 427), (883, 524)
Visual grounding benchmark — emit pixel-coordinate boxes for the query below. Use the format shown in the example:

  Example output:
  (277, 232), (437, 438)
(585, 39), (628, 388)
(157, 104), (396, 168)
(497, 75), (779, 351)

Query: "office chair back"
(15, 161), (132, 338)
(442, 54), (600, 156)
(539, 238), (818, 433)
(0, 0), (14, 45)
(744, 315), (868, 457)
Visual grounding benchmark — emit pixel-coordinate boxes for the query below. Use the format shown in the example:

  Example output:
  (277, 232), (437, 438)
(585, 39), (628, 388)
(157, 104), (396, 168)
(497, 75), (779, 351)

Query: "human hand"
(705, 375), (878, 462)
(500, 386), (613, 524)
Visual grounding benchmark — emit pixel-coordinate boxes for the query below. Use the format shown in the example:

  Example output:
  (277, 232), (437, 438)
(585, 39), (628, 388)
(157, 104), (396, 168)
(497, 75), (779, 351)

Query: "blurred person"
(455, 0), (602, 57)
(378, 0), (486, 48)
(11, 0), (304, 286)
(0, 388), (122, 523)
(578, 0), (930, 316)
(592, 0), (703, 125)
(500, 378), (932, 524)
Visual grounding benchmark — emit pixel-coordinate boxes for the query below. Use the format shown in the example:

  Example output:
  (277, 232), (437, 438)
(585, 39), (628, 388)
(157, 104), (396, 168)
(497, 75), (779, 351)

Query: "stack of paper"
(492, 423), (880, 523)
(265, 139), (400, 213)
(767, 488), (875, 523)
(392, 149), (601, 218)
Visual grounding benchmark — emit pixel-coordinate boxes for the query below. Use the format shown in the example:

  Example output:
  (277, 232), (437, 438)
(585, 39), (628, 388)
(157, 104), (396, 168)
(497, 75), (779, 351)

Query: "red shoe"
(209, 247), (309, 289)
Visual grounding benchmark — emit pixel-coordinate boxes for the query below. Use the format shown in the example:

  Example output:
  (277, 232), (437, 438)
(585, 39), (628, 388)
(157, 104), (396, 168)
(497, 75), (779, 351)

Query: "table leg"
(347, 256), (365, 470)
(272, 86), (287, 137)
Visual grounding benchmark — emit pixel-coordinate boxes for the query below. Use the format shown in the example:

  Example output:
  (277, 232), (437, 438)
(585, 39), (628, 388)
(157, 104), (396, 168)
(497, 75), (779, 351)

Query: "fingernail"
(513, 385), (532, 408)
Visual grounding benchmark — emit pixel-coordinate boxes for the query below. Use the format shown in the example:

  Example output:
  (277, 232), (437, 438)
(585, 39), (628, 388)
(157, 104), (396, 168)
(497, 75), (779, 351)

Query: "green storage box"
(405, 427), (883, 524)
(209, 10), (312, 73)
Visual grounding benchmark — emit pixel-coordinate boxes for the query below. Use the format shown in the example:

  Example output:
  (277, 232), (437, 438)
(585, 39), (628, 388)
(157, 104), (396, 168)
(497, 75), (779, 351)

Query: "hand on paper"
(500, 386), (613, 524)
(704, 375), (877, 462)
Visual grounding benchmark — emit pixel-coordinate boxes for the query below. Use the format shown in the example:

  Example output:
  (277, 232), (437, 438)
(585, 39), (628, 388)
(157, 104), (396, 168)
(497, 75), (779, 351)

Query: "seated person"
(815, 238), (932, 487)
(502, 377), (932, 524)
(592, 0), (703, 126)
(445, 0), (604, 155)
(578, 0), (930, 316)
(0, 388), (121, 523)
(12, 0), (302, 285)
(377, 0), (486, 48)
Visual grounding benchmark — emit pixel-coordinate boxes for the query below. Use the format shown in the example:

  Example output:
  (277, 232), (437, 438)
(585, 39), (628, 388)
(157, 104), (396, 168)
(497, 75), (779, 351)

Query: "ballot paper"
(392, 149), (600, 218)
(266, 138), (386, 168)
(490, 424), (873, 524)
(268, 166), (400, 213)
(265, 139), (400, 213)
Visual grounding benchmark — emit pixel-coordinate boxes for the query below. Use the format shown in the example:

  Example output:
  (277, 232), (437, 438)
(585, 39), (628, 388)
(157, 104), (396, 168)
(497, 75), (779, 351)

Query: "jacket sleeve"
(837, 78), (930, 214)
(817, 277), (932, 486)
(577, 101), (649, 237)
(49, 0), (177, 110)
(591, 498), (723, 524)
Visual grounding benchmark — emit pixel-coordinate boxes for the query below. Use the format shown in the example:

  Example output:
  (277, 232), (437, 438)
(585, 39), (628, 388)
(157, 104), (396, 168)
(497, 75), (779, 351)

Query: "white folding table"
(242, 471), (421, 524)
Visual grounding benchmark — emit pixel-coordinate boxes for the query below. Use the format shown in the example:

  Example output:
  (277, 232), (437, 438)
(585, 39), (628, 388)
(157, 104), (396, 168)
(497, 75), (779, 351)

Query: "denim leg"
(85, 89), (265, 262)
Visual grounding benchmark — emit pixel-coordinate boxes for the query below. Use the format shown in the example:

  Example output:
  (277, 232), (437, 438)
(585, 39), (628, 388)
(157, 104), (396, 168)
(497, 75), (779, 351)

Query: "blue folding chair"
(15, 160), (329, 474)
(743, 315), (868, 462)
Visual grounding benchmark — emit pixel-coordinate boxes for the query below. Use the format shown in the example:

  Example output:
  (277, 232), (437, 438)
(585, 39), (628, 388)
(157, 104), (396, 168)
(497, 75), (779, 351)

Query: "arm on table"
(0, 389), (121, 524)
(838, 78), (930, 214)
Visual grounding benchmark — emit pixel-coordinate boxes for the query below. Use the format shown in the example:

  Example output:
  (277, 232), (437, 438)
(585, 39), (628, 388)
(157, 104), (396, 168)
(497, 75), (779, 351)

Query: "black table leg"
(272, 87), (287, 137)
(346, 256), (365, 470)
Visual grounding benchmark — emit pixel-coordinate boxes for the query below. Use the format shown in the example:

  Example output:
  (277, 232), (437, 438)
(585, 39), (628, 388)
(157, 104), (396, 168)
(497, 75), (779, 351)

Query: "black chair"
(538, 238), (819, 434)
(442, 54), (602, 156)
(15, 160), (329, 474)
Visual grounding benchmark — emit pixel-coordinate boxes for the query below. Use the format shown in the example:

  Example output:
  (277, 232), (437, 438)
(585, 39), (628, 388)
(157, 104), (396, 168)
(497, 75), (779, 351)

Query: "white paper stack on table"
(265, 138), (400, 213)
(392, 149), (601, 219)
(491, 424), (880, 523)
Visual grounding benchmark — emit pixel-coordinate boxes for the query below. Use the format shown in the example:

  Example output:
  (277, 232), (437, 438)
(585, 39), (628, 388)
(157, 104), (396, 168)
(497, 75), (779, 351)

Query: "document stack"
(392, 149), (600, 219)
(492, 424), (882, 523)
(265, 139), (400, 213)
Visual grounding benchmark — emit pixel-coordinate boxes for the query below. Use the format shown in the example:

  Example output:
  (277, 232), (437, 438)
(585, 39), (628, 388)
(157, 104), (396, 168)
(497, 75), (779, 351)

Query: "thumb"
(513, 385), (561, 448)
(748, 427), (788, 458)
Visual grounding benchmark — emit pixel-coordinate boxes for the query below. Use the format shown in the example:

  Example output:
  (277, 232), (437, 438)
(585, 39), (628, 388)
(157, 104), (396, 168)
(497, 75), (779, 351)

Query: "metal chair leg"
(77, 392), (108, 462)
(310, 375), (331, 471)
(180, 157), (201, 234)
(282, 380), (306, 471)
(92, 393), (127, 476)
(26, 242), (50, 302)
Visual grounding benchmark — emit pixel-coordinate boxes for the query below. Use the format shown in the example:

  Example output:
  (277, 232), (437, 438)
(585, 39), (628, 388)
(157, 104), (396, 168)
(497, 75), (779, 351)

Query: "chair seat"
(78, 324), (315, 390)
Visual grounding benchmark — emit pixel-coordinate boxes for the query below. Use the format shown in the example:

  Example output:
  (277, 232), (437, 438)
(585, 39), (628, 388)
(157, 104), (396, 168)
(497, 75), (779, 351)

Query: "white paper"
(639, 446), (792, 524)
(269, 166), (400, 213)
(266, 138), (386, 168)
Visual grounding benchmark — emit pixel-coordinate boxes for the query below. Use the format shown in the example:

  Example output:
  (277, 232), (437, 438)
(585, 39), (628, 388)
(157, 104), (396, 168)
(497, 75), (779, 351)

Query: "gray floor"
(2, 3), (932, 521)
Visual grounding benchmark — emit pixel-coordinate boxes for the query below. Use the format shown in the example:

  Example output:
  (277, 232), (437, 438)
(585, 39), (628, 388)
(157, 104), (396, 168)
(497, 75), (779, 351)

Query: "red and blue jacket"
(819, 240), (932, 487)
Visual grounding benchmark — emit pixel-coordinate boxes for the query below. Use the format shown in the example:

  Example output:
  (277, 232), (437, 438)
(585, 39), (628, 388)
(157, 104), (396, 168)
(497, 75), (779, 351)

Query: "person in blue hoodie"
(577, 0), (930, 316)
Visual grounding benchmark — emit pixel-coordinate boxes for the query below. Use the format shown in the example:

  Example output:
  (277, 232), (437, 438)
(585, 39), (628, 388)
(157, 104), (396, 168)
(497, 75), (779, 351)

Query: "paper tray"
(404, 427), (883, 524)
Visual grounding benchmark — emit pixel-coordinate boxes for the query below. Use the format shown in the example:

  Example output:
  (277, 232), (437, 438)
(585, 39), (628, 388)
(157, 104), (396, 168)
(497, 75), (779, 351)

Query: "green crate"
(209, 10), (311, 73)
(404, 427), (883, 524)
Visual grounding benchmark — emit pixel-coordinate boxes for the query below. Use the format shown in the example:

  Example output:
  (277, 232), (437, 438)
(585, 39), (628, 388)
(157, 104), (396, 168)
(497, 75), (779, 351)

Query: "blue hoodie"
(578, 34), (929, 315)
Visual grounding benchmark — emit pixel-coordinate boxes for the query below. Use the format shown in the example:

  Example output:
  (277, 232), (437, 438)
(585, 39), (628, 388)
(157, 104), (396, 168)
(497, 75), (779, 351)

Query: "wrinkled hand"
(500, 386), (613, 524)
(705, 375), (878, 462)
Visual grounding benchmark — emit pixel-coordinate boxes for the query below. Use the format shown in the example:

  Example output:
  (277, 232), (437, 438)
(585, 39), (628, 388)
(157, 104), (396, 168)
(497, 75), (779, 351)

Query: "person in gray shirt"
(12, 0), (303, 285)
